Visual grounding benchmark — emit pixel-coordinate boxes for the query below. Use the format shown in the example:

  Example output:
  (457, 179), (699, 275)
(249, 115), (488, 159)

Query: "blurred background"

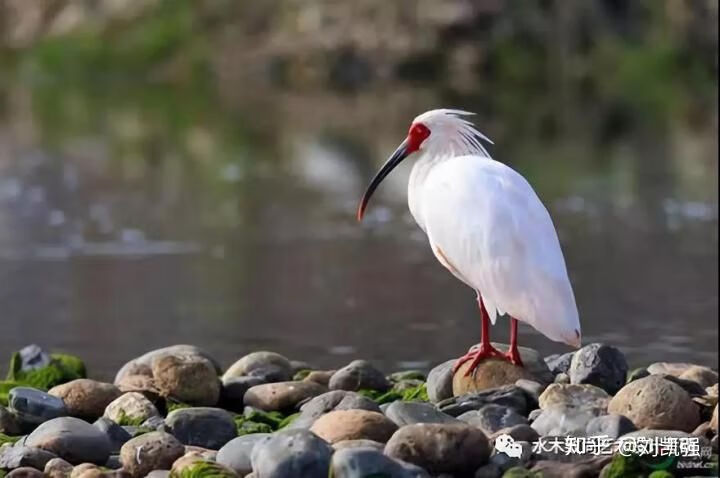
(0, 0), (717, 379)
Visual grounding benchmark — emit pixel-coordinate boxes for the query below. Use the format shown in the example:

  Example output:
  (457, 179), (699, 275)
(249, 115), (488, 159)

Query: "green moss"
(0, 433), (21, 445)
(171, 460), (237, 478)
(358, 383), (429, 404)
(243, 408), (284, 428)
(502, 467), (539, 478)
(5, 352), (86, 391)
(234, 416), (273, 436)
(292, 369), (312, 381)
(51, 354), (87, 378)
(114, 409), (147, 427)
(0, 381), (22, 406)
(600, 454), (646, 478)
(401, 383), (429, 402)
(278, 412), (300, 429)
(167, 399), (192, 413)
(648, 471), (674, 478)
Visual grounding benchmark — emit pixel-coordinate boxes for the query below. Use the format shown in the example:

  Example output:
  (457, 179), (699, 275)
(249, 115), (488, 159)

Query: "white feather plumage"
(407, 109), (581, 347)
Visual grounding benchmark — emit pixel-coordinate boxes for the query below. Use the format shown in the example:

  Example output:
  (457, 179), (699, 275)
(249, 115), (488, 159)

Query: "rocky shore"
(0, 343), (717, 477)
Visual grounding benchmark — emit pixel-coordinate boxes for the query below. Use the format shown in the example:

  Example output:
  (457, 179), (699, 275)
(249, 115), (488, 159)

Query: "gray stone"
(93, 417), (132, 453)
(0, 446), (57, 470)
(9, 387), (67, 425)
(145, 472), (170, 478)
(457, 404), (527, 435)
(426, 360), (455, 403)
(222, 352), (293, 382)
(488, 440), (533, 472)
(216, 433), (271, 476)
(119, 431), (184, 478)
(331, 447), (430, 478)
(0, 404), (22, 435)
(569, 343), (628, 394)
(114, 345), (221, 384)
(490, 424), (539, 444)
(332, 439), (385, 451)
(18, 345), (52, 372)
(385, 401), (460, 427)
(141, 415), (167, 431)
(514, 379), (543, 406)
(585, 414), (637, 439)
(25, 416), (111, 465)
(329, 360), (390, 392)
(6, 467), (45, 478)
(165, 407), (237, 450)
(220, 376), (265, 412)
(544, 352), (575, 376)
(554, 372), (570, 384)
(474, 463), (503, 478)
(250, 429), (333, 478)
(438, 385), (529, 417)
(531, 405), (602, 436)
(104, 454), (122, 470)
(385, 423), (490, 475)
(247, 365), (294, 383)
(289, 390), (380, 429)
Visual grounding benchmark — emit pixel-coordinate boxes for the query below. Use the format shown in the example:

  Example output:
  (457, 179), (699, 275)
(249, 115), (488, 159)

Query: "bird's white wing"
(420, 156), (581, 347)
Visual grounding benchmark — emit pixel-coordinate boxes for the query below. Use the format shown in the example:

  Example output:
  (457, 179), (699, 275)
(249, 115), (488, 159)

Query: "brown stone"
(44, 458), (74, 478)
(49, 379), (121, 420)
(679, 366), (719, 388)
(608, 375), (701, 432)
(152, 354), (220, 406)
(453, 358), (535, 395)
(244, 381), (327, 412)
(310, 410), (397, 444)
(538, 383), (610, 411)
(384, 423), (490, 475)
(303, 370), (336, 387)
(119, 432), (184, 478)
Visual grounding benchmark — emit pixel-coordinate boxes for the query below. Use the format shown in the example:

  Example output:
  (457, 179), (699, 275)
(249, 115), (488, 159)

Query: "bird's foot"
(453, 344), (525, 376)
(453, 343), (505, 376)
(505, 345), (524, 367)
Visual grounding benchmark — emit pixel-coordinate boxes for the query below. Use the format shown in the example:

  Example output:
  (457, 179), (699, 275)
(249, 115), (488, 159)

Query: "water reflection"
(0, 75), (717, 378)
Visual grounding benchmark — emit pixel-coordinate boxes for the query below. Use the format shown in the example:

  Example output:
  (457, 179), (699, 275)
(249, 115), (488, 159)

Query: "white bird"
(357, 109), (581, 374)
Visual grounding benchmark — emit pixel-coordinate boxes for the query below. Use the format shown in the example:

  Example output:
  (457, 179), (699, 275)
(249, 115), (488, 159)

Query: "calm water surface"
(0, 80), (717, 379)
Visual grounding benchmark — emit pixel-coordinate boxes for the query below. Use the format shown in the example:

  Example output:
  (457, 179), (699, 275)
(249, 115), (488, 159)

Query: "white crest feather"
(413, 109), (493, 160)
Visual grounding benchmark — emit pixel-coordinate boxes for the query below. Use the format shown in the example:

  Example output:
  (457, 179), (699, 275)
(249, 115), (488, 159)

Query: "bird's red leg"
(453, 294), (504, 375)
(505, 317), (524, 367)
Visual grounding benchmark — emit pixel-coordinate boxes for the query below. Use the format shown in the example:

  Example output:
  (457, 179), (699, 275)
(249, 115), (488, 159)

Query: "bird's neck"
(407, 152), (445, 230)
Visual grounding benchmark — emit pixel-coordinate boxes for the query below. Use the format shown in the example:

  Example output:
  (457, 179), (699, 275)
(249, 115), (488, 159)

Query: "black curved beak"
(357, 139), (410, 221)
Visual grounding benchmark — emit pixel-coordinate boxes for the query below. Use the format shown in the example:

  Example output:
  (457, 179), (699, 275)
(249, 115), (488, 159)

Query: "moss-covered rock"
(5, 351), (86, 391)
(292, 369), (313, 381)
(0, 381), (22, 406)
(599, 454), (646, 478)
(501, 466), (539, 477)
(234, 416), (273, 436)
(648, 471), (674, 478)
(0, 433), (21, 445)
(170, 458), (239, 478)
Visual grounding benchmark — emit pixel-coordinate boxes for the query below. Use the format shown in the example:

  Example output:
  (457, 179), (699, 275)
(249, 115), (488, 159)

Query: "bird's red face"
(357, 122), (431, 221)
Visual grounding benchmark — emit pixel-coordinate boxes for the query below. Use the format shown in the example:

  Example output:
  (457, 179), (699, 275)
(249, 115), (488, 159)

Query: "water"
(0, 74), (716, 380)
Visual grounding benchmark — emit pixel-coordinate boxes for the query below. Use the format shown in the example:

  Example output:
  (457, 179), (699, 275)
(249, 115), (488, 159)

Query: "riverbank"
(0, 343), (717, 477)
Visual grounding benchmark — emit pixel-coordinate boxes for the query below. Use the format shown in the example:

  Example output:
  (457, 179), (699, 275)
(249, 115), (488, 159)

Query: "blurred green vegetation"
(0, 0), (716, 208)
